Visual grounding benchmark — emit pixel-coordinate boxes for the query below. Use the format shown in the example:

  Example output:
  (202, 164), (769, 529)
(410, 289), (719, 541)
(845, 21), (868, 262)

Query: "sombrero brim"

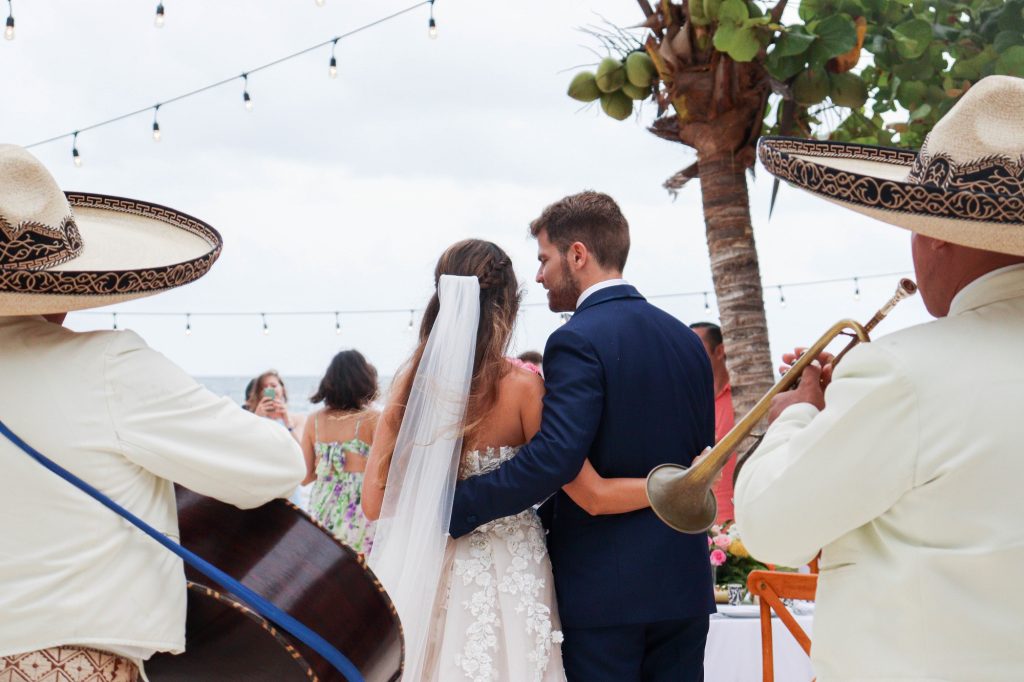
(757, 136), (1024, 257)
(0, 192), (222, 315)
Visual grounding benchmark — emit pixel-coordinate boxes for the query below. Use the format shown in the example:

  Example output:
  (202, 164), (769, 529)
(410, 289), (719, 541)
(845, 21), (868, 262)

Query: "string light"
(23, 2), (433, 158)
(428, 0), (437, 38)
(152, 105), (162, 142)
(184, 313), (192, 336)
(72, 132), (82, 167)
(242, 73), (253, 111)
(853, 277), (861, 301)
(328, 39), (338, 78)
(703, 291), (710, 312)
(74, 270), (914, 333)
(4, 0), (14, 41)
(154, 2), (165, 28)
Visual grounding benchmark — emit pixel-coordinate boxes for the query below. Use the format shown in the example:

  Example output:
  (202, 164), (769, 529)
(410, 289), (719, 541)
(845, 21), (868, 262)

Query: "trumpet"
(647, 278), (919, 534)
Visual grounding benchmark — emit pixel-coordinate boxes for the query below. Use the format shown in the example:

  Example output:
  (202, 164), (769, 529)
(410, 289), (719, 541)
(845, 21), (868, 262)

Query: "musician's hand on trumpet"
(769, 348), (832, 423)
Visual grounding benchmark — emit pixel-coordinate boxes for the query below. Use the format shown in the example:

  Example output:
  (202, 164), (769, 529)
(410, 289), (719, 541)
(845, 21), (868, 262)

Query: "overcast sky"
(2, 0), (933, 381)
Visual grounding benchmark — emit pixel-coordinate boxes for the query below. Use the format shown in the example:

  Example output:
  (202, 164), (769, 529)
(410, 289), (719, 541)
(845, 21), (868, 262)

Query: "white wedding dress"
(423, 446), (566, 681)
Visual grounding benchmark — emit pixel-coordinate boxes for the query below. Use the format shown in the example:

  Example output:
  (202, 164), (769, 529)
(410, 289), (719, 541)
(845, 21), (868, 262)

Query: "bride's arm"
(361, 404), (399, 521)
(519, 371), (649, 516)
(562, 461), (650, 516)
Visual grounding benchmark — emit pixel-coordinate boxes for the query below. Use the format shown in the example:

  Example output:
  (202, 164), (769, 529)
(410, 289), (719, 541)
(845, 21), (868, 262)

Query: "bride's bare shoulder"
(499, 363), (544, 402)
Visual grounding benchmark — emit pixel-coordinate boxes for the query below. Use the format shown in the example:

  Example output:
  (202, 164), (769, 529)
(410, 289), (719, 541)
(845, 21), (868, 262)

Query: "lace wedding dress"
(423, 446), (566, 681)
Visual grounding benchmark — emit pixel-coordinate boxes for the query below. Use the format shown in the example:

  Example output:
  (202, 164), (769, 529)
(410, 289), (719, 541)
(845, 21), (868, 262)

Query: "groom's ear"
(567, 241), (589, 269)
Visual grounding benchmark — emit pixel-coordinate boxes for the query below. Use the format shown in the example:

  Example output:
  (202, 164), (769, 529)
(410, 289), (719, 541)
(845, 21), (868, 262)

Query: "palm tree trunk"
(696, 149), (775, 420)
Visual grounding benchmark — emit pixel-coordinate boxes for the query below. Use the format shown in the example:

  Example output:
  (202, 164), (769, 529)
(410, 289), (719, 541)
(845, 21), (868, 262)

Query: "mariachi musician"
(736, 75), (1024, 680)
(0, 145), (305, 681)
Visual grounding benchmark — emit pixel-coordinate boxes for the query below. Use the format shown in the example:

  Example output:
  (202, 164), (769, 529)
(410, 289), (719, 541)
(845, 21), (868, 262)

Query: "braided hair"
(376, 240), (521, 484)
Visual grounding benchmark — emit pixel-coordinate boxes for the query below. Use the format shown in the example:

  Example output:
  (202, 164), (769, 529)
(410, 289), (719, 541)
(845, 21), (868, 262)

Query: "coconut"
(829, 72), (868, 109)
(792, 68), (829, 106)
(621, 81), (652, 100)
(568, 71), (602, 102)
(625, 52), (657, 88)
(596, 57), (626, 93)
(600, 90), (633, 120)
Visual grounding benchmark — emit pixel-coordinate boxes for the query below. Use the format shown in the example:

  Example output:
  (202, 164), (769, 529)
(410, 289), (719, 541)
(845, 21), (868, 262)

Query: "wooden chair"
(746, 569), (818, 682)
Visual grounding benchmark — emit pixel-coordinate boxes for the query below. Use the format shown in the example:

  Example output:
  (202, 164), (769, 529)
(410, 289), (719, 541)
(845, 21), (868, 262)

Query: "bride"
(362, 239), (650, 681)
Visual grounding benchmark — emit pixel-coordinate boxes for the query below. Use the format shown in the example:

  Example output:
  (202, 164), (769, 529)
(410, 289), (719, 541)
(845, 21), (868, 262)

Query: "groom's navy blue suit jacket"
(449, 284), (716, 628)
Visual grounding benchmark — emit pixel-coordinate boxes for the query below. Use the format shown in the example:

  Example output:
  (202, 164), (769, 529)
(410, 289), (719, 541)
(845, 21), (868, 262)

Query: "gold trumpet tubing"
(686, 319), (869, 488)
(833, 278), (917, 366)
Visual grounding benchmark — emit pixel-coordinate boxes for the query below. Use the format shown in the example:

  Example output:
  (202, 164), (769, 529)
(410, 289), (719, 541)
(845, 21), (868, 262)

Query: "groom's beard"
(546, 257), (582, 313)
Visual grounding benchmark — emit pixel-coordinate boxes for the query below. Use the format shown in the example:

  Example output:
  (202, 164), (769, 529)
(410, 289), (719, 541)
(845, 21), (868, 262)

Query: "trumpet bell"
(646, 463), (718, 534)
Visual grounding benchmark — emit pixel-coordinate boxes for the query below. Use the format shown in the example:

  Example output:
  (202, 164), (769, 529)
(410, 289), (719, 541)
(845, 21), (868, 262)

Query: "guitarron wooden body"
(147, 487), (403, 682)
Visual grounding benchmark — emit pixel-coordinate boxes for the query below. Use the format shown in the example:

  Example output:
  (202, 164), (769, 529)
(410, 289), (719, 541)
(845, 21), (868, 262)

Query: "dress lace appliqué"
(445, 446), (564, 682)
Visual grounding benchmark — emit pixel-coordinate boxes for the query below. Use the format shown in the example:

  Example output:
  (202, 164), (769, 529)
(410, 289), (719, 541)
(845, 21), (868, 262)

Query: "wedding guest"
(517, 350), (543, 366)
(736, 77), (1024, 680)
(245, 370), (303, 441)
(690, 322), (736, 523)
(241, 378), (256, 410)
(302, 350), (380, 553)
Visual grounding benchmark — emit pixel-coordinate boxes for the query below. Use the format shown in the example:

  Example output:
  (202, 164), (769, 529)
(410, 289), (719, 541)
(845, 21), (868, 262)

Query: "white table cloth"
(704, 607), (815, 681)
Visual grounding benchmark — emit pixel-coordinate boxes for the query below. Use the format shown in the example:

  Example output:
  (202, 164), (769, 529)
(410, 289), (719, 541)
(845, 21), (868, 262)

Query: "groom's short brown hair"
(529, 191), (630, 271)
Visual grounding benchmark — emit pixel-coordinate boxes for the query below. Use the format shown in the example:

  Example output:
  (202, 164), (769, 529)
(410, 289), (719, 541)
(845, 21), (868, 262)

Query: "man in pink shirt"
(690, 322), (736, 523)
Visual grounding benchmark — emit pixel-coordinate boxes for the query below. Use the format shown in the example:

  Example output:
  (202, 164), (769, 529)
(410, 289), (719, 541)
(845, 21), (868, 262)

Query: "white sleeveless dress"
(424, 446), (566, 681)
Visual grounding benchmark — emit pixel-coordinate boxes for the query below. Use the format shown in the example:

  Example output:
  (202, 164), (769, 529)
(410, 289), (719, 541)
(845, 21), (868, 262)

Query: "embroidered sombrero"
(0, 144), (222, 315)
(758, 75), (1024, 257)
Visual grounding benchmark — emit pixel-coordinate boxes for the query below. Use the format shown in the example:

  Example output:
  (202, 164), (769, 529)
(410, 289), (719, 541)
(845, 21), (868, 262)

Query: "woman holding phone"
(245, 370), (303, 442)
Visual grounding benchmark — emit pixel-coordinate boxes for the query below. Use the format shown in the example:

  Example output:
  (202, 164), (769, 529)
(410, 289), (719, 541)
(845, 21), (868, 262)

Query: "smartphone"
(262, 387), (276, 400)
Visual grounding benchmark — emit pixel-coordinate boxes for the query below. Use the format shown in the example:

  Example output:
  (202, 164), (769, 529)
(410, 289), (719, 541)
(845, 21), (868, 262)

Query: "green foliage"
(767, 0), (1019, 148)
(567, 0), (1014, 134)
(716, 555), (768, 588)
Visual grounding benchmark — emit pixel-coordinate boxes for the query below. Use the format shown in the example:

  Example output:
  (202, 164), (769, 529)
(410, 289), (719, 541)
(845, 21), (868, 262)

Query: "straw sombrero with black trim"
(758, 75), (1024, 257)
(0, 144), (222, 315)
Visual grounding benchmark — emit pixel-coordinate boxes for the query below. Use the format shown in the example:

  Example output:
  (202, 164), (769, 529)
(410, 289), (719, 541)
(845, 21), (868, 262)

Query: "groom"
(450, 191), (716, 681)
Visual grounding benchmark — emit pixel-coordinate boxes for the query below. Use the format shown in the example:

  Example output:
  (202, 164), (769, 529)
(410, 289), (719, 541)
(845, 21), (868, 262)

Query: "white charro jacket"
(0, 317), (305, 665)
(735, 264), (1024, 682)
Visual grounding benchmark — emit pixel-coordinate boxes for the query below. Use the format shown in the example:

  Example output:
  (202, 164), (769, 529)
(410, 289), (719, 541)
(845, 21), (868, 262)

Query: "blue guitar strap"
(0, 418), (364, 682)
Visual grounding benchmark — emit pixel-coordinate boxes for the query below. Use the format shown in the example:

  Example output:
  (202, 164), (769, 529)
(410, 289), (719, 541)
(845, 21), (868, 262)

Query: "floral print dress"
(308, 414), (375, 553)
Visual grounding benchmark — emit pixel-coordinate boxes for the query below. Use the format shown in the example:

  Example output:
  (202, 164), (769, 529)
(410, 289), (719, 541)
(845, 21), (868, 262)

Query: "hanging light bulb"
(184, 313), (192, 336)
(328, 39), (338, 78)
(152, 105), (162, 142)
(853, 277), (861, 301)
(112, 313), (118, 330)
(242, 74), (253, 111)
(72, 132), (82, 167)
(262, 313), (269, 335)
(703, 291), (710, 312)
(428, 0), (437, 38)
(4, 1), (13, 41)
(154, 2), (165, 27)
(778, 286), (787, 308)
(335, 312), (341, 335)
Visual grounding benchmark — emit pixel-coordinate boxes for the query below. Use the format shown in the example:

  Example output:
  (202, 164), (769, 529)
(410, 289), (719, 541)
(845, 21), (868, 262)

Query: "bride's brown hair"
(376, 239), (521, 485)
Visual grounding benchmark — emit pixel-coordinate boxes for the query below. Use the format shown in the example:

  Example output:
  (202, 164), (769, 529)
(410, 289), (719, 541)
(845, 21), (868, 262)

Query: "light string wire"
(22, 1), (432, 151)
(75, 269), (912, 321)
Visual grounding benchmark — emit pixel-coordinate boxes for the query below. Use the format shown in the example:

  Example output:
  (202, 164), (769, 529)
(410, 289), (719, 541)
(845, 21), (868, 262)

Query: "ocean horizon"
(196, 375), (392, 413)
